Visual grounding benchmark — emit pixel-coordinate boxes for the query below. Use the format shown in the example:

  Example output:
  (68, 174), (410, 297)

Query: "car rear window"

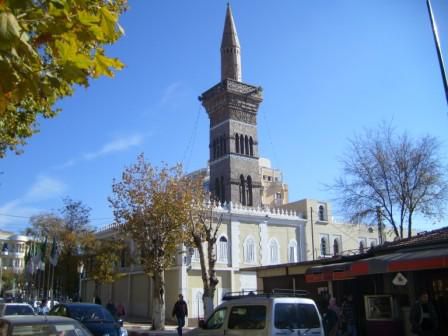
(11, 323), (91, 336)
(69, 306), (113, 322)
(228, 305), (266, 330)
(274, 303), (320, 330)
(4, 305), (34, 316)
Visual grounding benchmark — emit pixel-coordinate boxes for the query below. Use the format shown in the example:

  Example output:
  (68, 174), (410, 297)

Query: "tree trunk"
(203, 289), (214, 319)
(203, 237), (219, 319)
(408, 211), (413, 238)
(94, 281), (100, 302)
(151, 271), (165, 330)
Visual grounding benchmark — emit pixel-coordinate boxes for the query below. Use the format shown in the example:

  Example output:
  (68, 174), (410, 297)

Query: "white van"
(186, 291), (324, 336)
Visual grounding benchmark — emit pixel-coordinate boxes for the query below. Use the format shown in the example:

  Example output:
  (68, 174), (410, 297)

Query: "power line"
(181, 103), (202, 172)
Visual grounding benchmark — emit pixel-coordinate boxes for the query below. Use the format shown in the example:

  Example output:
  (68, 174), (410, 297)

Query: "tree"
(25, 197), (95, 298)
(109, 154), (192, 330)
(332, 125), (448, 238)
(83, 238), (124, 298)
(184, 174), (223, 319)
(0, 0), (127, 158)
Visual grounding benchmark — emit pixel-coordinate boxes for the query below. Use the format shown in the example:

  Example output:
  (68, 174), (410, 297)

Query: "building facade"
(0, 230), (29, 274)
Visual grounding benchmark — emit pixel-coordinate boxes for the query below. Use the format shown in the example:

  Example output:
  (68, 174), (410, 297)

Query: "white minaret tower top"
(221, 3), (242, 81)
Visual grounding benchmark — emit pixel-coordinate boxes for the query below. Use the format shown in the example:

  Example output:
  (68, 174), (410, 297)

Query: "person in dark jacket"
(341, 294), (357, 336)
(410, 290), (438, 336)
(172, 294), (188, 336)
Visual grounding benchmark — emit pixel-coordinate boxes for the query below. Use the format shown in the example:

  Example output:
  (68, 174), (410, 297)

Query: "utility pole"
(426, 0), (448, 107)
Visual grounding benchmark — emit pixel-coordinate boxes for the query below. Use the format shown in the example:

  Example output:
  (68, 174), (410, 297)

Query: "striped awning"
(305, 247), (448, 283)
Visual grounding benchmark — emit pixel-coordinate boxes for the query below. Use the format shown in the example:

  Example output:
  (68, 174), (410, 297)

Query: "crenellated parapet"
(198, 200), (304, 220)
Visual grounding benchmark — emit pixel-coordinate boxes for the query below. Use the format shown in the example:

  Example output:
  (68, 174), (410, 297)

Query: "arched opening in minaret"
(215, 178), (220, 203)
(249, 137), (254, 156)
(246, 175), (253, 206)
(244, 135), (249, 155)
(223, 134), (227, 154)
(239, 134), (244, 154)
(239, 175), (246, 205)
(235, 133), (239, 153)
(220, 176), (225, 203)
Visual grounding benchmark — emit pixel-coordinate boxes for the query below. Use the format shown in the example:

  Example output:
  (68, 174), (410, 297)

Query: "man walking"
(172, 294), (188, 336)
(410, 290), (438, 336)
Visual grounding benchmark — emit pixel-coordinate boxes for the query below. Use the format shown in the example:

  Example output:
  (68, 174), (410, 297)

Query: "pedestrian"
(94, 296), (102, 305)
(410, 290), (438, 336)
(172, 294), (188, 336)
(106, 299), (117, 318)
(328, 297), (342, 317)
(341, 294), (357, 336)
(116, 302), (126, 319)
(322, 301), (339, 336)
(38, 298), (49, 315)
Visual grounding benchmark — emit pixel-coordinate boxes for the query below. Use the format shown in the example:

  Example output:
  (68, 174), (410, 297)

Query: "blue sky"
(1, 0), (448, 234)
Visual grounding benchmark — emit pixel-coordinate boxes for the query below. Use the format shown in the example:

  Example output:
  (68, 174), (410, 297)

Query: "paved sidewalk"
(125, 322), (194, 336)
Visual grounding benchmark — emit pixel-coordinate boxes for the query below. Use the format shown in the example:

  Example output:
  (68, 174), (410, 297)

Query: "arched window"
(246, 175), (253, 206)
(240, 134), (244, 154)
(235, 133), (239, 153)
(333, 238), (340, 256)
(243, 236), (255, 264)
(288, 240), (297, 263)
(215, 178), (220, 203)
(218, 236), (228, 262)
(244, 135), (249, 155)
(212, 140), (216, 160)
(269, 239), (279, 264)
(240, 175), (246, 205)
(318, 205), (325, 221)
(249, 137), (254, 156)
(220, 176), (225, 203)
(223, 134), (227, 154)
(219, 136), (224, 156)
(320, 237), (328, 256)
(359, 240), (365, 254)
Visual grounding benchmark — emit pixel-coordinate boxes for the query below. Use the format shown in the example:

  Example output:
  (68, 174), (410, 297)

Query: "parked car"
(49, 303), (127, 336)
(186, 290), (324, 336)
(0, 303), (35, 316)
(0, 315), (93, 336)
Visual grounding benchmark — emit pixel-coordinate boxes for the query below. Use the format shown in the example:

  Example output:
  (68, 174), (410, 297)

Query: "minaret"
(200, 4), (263, 207)
(221, 4), (242, 81)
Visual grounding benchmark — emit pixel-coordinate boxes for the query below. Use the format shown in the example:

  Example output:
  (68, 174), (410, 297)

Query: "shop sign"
(392, 272), (408, 286)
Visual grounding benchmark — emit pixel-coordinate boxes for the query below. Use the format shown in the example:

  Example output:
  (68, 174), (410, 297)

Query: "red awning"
(305, 247), (448, 283)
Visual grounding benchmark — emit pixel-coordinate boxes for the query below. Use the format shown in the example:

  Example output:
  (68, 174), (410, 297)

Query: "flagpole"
(50, 264), (55, 306)
(46, 261), (51, 299)
(426, 0), (448, 107)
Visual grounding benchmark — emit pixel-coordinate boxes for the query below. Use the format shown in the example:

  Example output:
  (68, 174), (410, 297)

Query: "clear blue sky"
(1, 0), (448, 234)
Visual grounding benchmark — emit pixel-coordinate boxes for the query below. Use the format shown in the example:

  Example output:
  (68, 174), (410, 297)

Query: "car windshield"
(69, 306), (113, 322)
(4, 305), (34, 316)
(274, 303), (320, 330)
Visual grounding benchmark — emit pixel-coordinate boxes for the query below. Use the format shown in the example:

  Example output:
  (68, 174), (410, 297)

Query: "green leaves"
(0, 12), (21, 44)
(0, 0), (128, 158)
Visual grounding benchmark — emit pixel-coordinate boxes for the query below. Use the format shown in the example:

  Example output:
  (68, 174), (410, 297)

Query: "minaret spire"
(221, 3), (242, 81)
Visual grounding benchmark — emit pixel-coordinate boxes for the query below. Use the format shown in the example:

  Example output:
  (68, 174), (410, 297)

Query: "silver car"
(0, 315), (93, 336)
